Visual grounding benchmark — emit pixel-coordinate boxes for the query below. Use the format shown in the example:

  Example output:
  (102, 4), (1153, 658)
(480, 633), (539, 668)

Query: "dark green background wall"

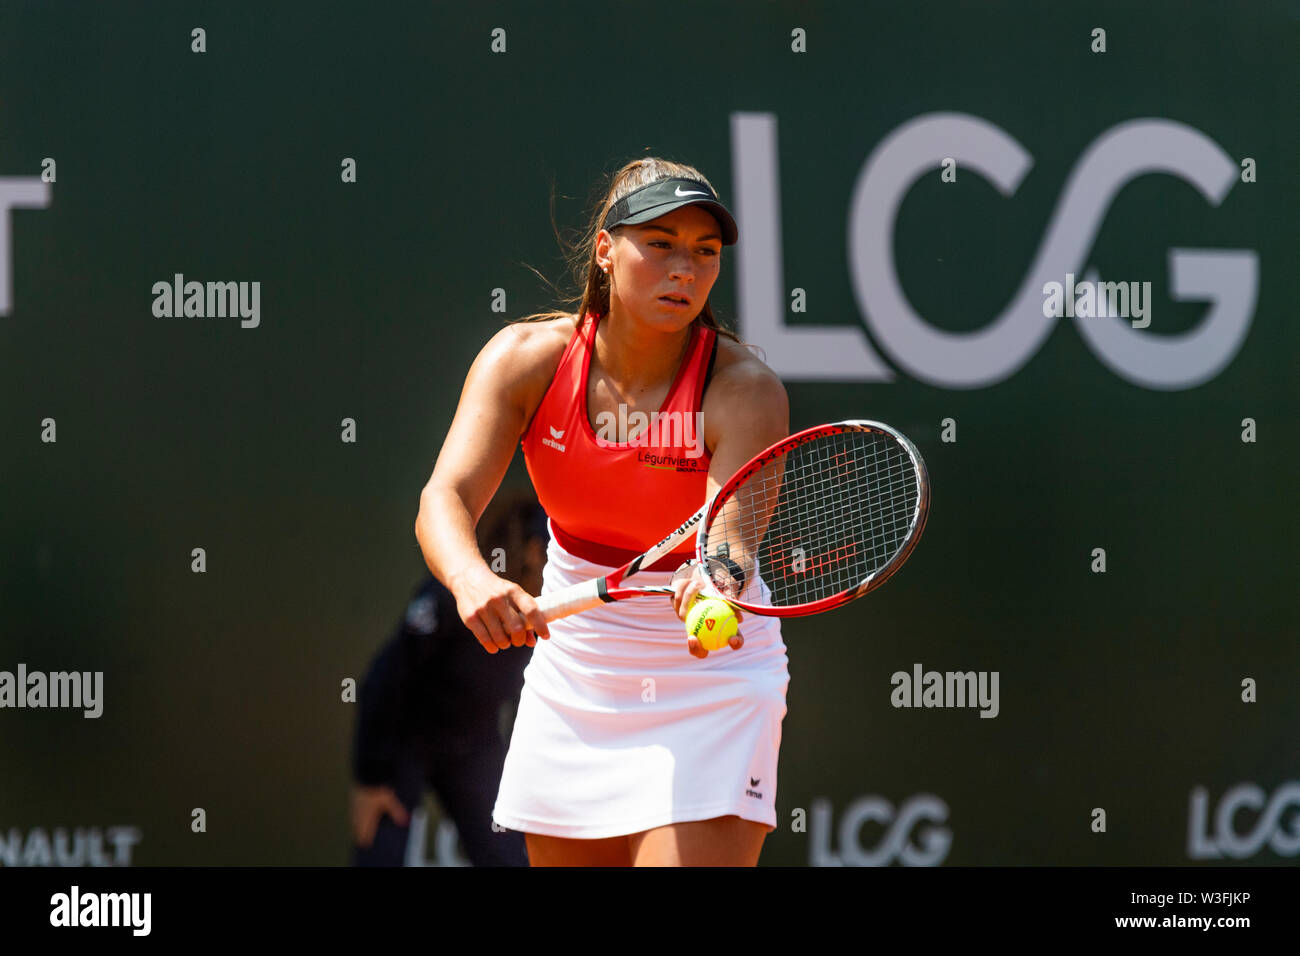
(1, 0), (1296, 865)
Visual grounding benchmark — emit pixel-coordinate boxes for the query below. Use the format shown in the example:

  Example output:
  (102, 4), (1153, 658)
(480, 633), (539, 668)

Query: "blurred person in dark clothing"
(350, 489), (547, 866)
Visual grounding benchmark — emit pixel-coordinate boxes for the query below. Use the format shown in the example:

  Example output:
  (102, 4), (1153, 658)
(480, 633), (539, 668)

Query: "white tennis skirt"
(492, 530), (790, 839)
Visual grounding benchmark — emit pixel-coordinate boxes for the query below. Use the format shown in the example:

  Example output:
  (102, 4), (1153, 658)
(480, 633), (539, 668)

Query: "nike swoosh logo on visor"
(674, 187), (708, 197)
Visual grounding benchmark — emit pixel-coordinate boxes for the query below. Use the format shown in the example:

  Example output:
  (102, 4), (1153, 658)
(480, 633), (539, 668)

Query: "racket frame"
(702, 419), (930, 617)
(533, 419), (929, 622)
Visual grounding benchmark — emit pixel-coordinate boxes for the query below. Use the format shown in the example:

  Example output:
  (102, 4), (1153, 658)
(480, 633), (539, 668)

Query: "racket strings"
(704, 429), (920, 608)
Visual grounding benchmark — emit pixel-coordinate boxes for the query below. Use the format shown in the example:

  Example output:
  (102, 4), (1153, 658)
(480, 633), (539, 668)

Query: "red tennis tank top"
(521, 310), (716, 571)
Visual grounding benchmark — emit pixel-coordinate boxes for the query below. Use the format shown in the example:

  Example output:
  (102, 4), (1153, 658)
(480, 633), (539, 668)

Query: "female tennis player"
(415, 158), (790, 866)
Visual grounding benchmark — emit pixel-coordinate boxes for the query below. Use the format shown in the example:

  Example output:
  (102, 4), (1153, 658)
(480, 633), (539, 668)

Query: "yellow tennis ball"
(685, 597), (738, 651)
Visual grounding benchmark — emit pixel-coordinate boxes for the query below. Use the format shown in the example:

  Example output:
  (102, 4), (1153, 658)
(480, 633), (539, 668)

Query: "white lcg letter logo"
(810, 794), (951, 866)
(1187, 781), (1300, 859)
(0, 177), (53, 315)
(731, 112), (1257, 390)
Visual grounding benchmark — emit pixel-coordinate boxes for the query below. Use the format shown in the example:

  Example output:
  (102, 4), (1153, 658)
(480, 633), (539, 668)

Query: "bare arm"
(415, 322), (560, 652)
(671, 358), (790, 657)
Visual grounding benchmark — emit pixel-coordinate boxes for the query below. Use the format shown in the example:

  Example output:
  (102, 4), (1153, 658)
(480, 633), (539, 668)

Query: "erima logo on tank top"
(542, 426), (566, 453)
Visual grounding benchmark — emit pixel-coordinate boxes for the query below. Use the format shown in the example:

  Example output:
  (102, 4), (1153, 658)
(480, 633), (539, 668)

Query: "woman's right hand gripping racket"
(534, 420), (930, 623)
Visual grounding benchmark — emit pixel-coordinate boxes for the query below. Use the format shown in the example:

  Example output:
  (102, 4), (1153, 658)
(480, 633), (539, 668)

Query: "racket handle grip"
(534, 579), (605, 622)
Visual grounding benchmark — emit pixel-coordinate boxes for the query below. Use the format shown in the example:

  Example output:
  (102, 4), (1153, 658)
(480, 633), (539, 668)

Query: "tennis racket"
(534, 420), (929, 621)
